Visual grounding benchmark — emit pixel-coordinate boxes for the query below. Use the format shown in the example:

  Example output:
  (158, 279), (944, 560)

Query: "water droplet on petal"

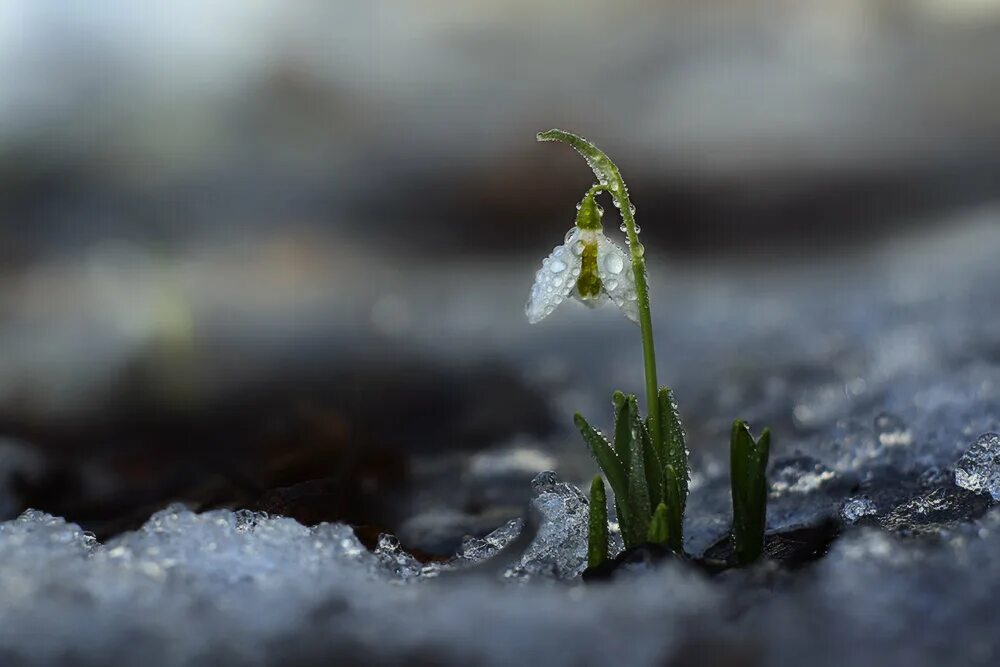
(550, 259), (567, 273)
(603, 253), (624, 275)
(571, 240), (585, 256)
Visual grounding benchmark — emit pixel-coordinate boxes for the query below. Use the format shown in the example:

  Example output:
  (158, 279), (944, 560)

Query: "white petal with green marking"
(525, 229), (583, 323)
(597, 235), (639, 323)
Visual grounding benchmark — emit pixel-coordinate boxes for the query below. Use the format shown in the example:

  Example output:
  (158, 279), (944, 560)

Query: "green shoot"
(657, 388), (688, 549)
(647, 503), (670, 545)
(588, 476), (609, 569)
(731, 420), (771, 565)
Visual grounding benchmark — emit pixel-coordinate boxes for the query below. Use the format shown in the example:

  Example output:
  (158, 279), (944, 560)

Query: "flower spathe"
(525, 191), (639, 324)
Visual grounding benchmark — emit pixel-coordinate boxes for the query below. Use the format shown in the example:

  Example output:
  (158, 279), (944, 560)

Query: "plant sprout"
(731, 420), (771, 565)
(527, 129), (771, 569)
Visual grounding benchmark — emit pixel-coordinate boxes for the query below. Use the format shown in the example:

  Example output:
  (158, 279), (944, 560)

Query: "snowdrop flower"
(526, 190), (639, 324)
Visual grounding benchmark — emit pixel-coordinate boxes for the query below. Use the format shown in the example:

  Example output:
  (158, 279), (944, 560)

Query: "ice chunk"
(0, 509), (99, 559)
(955, 433), (1000, 501)
(454, 518), (524, 565)
(374, 533), (424, 580)
(510, 471), (590, 579)
(451, 471), (591, 580)
(840, 497), (878, 524)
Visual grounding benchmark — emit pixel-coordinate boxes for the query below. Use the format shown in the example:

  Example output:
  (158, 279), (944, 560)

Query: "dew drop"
(603, 253), (624, 275)
(571, 240), (585, 256)
(550, 259), (567, 273)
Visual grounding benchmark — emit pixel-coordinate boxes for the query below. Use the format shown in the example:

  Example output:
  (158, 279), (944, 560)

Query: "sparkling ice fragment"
(955, 433), (1000, 501)
(840, 497), (878, 524)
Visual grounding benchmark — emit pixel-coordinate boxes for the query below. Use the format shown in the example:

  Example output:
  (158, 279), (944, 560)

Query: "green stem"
(621, 203), (660, 451)
(537, 129), (661, 451)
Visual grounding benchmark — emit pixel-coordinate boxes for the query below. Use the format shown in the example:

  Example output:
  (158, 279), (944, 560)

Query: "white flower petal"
(525, 231), (583, 323)
(597, 234), (639, 323)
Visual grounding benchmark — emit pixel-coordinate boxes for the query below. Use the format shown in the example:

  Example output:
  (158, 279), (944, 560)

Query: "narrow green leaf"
(657, 388), (688, 550)
(588, 476), (609, 568)
(749, 428), (771, 553)
(574, 412), (633, 537)
(641, 421), (664, 508)
(657, 387), (689, 506)
(731, 420), (770, 565)
(664, 465), (684, 553)
(730, 420), (750, 556)
(612, 391), (632, 473)
(647, 502), (670, 545)
(625, 396), (651, 545)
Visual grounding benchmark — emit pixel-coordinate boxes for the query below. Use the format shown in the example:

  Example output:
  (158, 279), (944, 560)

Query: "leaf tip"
(611, 390), (626, 410)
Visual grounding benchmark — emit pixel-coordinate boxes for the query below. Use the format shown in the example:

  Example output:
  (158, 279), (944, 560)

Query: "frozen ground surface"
(1, 216), (1000, 665)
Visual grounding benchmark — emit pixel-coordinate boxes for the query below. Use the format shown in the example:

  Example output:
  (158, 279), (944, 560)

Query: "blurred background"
(2, 0), (1000, 554)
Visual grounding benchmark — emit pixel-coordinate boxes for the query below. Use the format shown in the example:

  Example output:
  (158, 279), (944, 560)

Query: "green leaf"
(664, 465), (684, 553)
(588, 476), (609, 569)
(657, 387), (689, 549)
(574, 412), (633, 536)
(612, 391), (632, 472)
(625, 396), (651, 545)
(748, 428), (771, 550)
(731, 420), (771, 565)
(647, 502), (670, 545)
(641, 420), (664, 509)
(657, 387), (689, 502)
